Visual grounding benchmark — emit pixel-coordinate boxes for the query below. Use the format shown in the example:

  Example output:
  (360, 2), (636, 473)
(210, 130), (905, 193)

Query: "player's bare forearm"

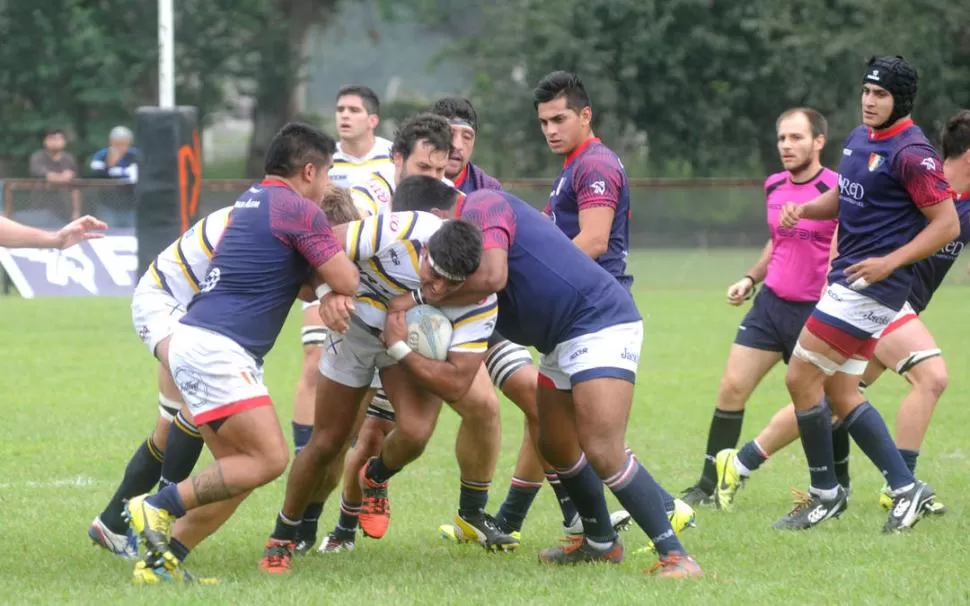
(0, 217), (58, 248)
(573, 206), (614, 259)
(801, 188), (839, 220)
(886, 199), (959, 268)
(398, 351), (483, 402)
(432, 249), (507, 307)
(747, 240), (773, 282)
(315, 253), (359, 296)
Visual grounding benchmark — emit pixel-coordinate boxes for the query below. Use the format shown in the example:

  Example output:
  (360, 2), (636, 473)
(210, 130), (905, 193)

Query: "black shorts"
(734, 286), (816, 363)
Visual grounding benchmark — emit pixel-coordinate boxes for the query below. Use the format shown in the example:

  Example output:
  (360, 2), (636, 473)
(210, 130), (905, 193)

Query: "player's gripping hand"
(779, 202), (803, 228)
(845, 256), (897, 290)
(726, 277), (755, 306)
(386, 289), (420, 313)
(319, 293), (355, 333)
(381, 310), (407, 347)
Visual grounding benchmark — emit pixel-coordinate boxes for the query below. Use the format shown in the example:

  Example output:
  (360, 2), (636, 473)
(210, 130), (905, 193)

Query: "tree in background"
(0, 0), (270, 177)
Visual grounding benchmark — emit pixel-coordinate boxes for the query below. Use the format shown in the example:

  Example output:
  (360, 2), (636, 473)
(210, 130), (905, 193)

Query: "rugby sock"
(170, 537), (191, 563)
(158, 411), (204, 490)
(271, 512), (301, 542)
(545, 469), (581, 527)
(554, 455), (616, 544)
(496, 477), (542, 532)
(146, 483), (187, 518)
(898, 448), (919, 474)
(101, 435), (165, 534)
(299, 502), (325, 542)
(604, 454), (685, 558)
(458, 478), (491, 519)
(334, 497), (360, 540)
(795, 402), (838, 495)
(699, 409), (744, 493)
(292, 422), (313, 455)
(657, 483), (677, 514)
(832, 421), (852, 489)
(365, 456), (400, 484)
(843, 402), (915, 491)
(736, 439), (768, 475)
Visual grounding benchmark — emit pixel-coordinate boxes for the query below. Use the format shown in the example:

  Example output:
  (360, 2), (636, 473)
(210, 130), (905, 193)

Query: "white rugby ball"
(405, 305), (453, 361)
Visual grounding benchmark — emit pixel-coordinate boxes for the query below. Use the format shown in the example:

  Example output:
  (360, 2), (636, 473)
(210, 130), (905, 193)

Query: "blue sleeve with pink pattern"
(270, 192), (342, 266)
(460, 191), (516, 252)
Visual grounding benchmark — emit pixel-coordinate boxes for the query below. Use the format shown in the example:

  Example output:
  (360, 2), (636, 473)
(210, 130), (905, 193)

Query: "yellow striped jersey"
(147, 206), (233, 305)
(349, 171), (395, 218)
(344, 210), (497, 354)
(329, 137), (395, 191)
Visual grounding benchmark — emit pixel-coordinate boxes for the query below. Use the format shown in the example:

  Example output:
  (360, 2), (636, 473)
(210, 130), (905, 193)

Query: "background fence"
(2, 177), (768, 248)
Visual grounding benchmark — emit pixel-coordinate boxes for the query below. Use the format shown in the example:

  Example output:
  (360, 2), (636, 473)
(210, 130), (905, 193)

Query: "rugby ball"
(405, 305), (453, 361)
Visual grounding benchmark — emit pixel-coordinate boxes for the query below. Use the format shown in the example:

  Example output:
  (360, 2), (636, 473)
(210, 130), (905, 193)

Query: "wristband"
(743, 274), (758, 286)
(386, 341), (412, 361)
(315, 284), (333, 299)
(411, 289), (425, 306)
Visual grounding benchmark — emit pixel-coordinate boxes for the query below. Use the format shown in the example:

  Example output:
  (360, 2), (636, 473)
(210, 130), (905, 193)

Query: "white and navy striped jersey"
(329, 137), (395, 191)
(146, 206), (233, 305)
(344, 210), (496, 354)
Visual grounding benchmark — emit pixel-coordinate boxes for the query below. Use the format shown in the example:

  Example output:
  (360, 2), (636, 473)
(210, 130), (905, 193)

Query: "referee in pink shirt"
(681, 108), (839, 507)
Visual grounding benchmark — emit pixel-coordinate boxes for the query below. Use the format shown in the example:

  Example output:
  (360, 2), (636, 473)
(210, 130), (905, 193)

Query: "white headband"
(427, 251), (465, 282)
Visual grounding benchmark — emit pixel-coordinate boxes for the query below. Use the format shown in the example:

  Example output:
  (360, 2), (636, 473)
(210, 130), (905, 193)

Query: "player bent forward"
(260, 213), (509, 573)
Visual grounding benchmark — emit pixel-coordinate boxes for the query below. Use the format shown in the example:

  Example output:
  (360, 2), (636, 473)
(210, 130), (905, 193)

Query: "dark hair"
(776, 107), (828, 139)
(320, 184), (361, 224)
(393, 175), (460, 213)
(391, 113), (453, 160)
(430, 97), (478, 132)
(533, 70), (591, 111)
(427, 219), (482, 281)
(336, 85), (380, 115)
(43, 127), (65, 138)
(941, 110), (970, 160)
(263, 122), (336, 178)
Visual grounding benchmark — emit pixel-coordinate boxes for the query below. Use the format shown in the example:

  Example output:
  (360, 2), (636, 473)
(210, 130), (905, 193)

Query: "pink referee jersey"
(763, 168), (839, 302)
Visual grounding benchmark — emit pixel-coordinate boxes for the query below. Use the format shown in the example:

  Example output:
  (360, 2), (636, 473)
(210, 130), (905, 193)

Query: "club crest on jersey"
(590, 180), (606, 195)
(920, 157), (937, 171)
(867, 153), (884, 172)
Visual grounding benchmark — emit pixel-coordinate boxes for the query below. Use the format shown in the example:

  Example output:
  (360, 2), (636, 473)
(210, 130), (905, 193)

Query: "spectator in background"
(29, 128), (78, 183)
(90, 126), (138, 183)
(26, 127), (81, 223)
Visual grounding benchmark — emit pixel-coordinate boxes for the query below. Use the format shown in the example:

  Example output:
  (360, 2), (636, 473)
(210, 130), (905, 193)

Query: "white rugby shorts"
(131, 277), (185, 357)
(537, 321), (643, 390)
(167, 324), (271, 425)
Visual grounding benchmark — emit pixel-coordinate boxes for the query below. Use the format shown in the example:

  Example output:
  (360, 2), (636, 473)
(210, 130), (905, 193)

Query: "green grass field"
(2, 249), (969, 605)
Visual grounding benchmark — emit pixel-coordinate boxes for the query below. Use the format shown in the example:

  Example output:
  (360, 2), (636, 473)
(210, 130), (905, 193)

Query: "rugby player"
(260, 204), (509, 573)
(713, 108), (970, 514)
(774, 56), (957, 532)
(395, 188), (702, 577)
(294, 85), (394, 547)
(124, 123), (360, 581)
(427, 97), (632, 544)
(680, 108), (839, 509)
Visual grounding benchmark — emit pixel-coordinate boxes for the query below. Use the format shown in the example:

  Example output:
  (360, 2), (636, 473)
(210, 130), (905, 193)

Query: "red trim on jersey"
(537, 373), (557, 389)
(454, 190), (467, 217)
(956, 191), (968, 201)
(260, 178), (293, 190)
(868, 117), (914, 141)
(452, 165), (469, 188)
(193, 395), (273, 425)
(882, 310), (918, 339)
(804, 316), (871, 358)
(563, 137), (600, 168)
